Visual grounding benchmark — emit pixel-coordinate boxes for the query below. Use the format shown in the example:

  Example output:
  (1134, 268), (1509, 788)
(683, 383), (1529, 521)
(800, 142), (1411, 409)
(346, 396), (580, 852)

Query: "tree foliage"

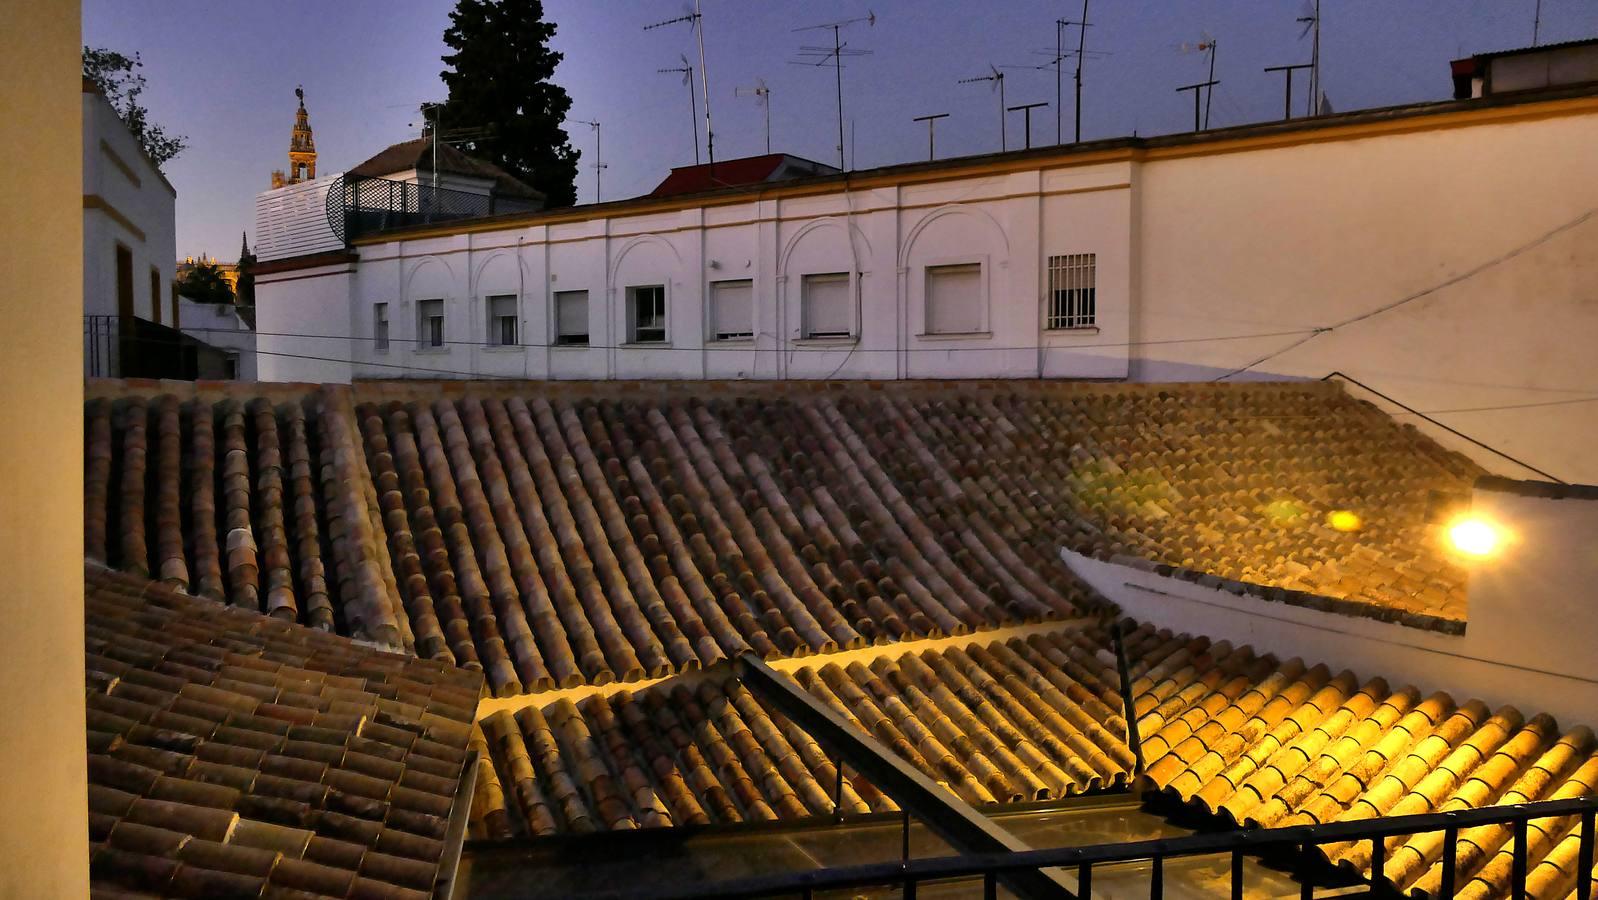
(439, 0), (580, 207)
(83, 47), (187, 170)
(177, 262), (234, 306)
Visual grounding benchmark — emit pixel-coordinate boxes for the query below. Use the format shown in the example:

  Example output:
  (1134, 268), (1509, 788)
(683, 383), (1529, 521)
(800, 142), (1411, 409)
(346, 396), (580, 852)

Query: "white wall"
(256, 261), (354, 382)
(176, 297), (257, 380)
(253, 98), (1598, 483)
(82, 89), (177, 327)
(1134, 110), (1598, 483)
(0, 0), (88, 893)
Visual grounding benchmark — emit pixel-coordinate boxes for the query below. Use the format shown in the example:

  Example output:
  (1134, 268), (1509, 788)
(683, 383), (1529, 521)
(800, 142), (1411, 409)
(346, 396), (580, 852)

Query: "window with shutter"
(373, 302), (389, 351)
(709, 280), (754, 341)
(802, 273), (852, 339)
(628, 285), (667, 343)
(554, 290), (589, 345)
(486, 295), (518, 346)
(924, 263), (983, 335)
(417, 298), (445, 349)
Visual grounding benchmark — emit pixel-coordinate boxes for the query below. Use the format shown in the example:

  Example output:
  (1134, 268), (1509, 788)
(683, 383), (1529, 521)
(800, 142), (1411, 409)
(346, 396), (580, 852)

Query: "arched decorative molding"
(777, 216), (873, 276)
(607, 233), (681, 284)
(897, 203), (1009, 269)
(403, 256), (457, 299)
(471, 249), (526, 293)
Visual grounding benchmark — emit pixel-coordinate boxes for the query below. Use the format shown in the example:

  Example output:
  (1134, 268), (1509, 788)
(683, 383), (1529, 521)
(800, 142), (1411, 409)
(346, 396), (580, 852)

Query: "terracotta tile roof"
(83, 380), (1480, 703)
(83, 564), (482, 899)
(1132, 621), (1598, 899)
(466, 626), (1136, 837)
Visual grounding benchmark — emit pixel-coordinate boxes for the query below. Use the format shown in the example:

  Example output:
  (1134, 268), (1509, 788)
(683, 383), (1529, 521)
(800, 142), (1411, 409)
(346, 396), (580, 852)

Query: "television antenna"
(571, 119), (605, 202)
(1177, 33), (1219, 129)
(1061, 2), (1091, 143)
(1296, 0), (1321, 116)
(735, 78), (772, 155)
(657, 55), (702, 165)
(1007, 101), (1048, 150)
(912, 112), (949, 161)
(1263, 63), (1312, 120)
(791, 10), (876, 170)
(958, 65), (1007, 151)
(646, 0), (716, 171)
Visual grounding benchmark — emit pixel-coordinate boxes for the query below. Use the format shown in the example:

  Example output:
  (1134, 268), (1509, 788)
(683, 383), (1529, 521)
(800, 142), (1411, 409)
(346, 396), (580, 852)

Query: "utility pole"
(912, 112), (949, 161)
(1008, 102), (1048, 149)
(1176, 80), (1219, 132)
(1264, 63), (1312, 120)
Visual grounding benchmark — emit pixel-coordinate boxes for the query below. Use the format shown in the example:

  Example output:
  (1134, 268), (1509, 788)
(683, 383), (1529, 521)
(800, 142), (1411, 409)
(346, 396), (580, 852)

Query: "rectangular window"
(116, 244), (134, 319)
(924, 263), (983, 335)
(374, 302), (390, 351)
(149, 266), (163, 324)
(487, 295), (518, 346)
(417, 298), (445, 349)
(554, 290), (589, 346)
(1046, 253), (1097, 329)
(802, 272), (852, 339)
(709, 279), (753, 341)
(627, 285), (667, 343)
(223, 351), (240, 380)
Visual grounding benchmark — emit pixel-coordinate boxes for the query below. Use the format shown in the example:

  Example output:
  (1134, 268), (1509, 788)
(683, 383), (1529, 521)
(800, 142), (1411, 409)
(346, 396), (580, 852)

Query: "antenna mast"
(792, 11), (876, 170)
(1065, 0), (1090, 143)
(572, 119), (604, 202)
(647, 0), (715, 172)
(736, 80), (772, 154)
(959, 65), (1008, 151)
(657, 57), (701, 165)
(1297, 1), (1321, 115)
(912, 112), (948, 161)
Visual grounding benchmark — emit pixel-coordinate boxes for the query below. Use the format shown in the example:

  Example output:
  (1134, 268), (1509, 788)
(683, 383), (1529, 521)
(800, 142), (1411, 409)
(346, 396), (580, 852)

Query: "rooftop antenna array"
(1177, 33), (1220, 129)
(657, 55), (701, 165)
(911, 112), (949, 161)
(958, 65), (1008, 151)
(791, 10), (876, 170)
(646, 0), (716, 171)
(1061, 1), (1092, 143)
(410, 102), (496, 194)
(571, 119), (605, 202)
(735, 78), (772, 155)
(1263, 62), (1313, 120)
(1297, 0), (1322, 115)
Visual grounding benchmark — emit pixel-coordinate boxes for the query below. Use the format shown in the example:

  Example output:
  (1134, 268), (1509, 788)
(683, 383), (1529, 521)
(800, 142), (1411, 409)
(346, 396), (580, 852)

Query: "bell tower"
(271, 87), (318, 188)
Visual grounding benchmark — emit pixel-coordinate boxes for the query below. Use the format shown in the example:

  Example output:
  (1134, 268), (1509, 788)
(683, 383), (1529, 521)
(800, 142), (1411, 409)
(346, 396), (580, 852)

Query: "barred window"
(1046, 253), (1096, 330)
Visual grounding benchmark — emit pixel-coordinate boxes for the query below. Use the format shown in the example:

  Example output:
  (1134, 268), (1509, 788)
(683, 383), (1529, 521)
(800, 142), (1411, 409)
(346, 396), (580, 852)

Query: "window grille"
(1046, 253), (1097, 329)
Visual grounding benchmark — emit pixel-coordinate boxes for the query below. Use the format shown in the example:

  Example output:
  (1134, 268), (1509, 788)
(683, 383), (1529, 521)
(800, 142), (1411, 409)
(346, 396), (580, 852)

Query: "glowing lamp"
(1447, 516), (1502, 558)
(1327, 510), (1362, 533)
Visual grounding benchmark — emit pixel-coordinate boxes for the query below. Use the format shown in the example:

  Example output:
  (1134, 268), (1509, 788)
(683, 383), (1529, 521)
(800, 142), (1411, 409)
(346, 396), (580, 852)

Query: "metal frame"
(733, 653), (1078, 899)
(617, 796), (1598, 900)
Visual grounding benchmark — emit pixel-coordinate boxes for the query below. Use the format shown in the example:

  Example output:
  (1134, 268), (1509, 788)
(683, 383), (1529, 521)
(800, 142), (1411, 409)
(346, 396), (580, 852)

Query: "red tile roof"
(647, 153), (837, 198)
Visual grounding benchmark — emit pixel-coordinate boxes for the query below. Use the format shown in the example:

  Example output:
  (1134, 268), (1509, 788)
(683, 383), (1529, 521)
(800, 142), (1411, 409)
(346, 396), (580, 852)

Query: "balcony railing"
(326, 174), (543, 244)
(85, 314), (231, 380)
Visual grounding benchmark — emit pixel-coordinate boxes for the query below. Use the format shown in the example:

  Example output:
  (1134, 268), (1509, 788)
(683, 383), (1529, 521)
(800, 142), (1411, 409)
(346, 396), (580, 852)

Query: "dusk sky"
(83, 0), (1595, 259)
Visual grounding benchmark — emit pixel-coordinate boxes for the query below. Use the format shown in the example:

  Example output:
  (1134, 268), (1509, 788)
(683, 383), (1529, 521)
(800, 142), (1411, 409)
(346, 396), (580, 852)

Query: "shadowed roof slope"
(349, 138), (545, 202)
(83, 379), (1481, 701)
(84, 565), (481, 899)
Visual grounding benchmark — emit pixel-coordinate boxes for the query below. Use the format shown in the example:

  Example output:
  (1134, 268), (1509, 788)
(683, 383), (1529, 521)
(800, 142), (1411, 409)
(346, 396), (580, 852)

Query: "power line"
(1217, 205), (1598, 380)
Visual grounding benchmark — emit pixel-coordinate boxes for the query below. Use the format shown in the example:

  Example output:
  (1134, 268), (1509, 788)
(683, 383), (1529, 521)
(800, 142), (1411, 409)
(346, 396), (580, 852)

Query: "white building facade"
(256, 90), (1598, 483)
(83, 83), (177, 329)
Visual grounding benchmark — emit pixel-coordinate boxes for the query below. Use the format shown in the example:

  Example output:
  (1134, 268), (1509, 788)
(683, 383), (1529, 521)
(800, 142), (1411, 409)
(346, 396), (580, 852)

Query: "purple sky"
(84, 0), (1595, 259)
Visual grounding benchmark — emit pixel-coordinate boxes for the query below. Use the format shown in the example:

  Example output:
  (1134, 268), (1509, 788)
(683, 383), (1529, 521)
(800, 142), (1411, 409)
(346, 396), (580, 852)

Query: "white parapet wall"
(1063, 476), (1598, 728)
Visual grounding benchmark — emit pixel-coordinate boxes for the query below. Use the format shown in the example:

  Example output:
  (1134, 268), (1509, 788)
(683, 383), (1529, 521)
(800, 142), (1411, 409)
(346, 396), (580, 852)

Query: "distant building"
(348, 137), (545, 206)
(269, 86), (317, 188)
(648, 153), (840, 198)
(175, 253), (239, 293)
(1452, 37), (1598, 99)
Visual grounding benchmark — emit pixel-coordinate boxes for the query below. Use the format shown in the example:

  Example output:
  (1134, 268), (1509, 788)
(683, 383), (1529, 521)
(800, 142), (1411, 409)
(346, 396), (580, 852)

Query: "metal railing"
(327, 173), (543, 243)
(614, 796), (1598, 900)
(84, 314), (231, 380)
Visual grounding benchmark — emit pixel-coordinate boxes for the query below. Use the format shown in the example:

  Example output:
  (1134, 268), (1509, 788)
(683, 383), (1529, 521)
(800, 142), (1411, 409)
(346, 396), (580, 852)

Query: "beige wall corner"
(0, 0), (87, 896)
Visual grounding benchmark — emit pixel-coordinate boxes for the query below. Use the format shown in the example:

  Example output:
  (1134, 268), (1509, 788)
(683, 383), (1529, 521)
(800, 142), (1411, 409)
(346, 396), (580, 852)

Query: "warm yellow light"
(1327, 510), (1363, 533)
(1448, 516), (1502, 558)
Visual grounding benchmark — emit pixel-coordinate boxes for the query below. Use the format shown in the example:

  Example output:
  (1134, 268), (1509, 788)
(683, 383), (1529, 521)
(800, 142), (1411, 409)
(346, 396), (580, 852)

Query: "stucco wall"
(177, 297), (258, 380)
(0, 0), (88, 894)
(256, 262), (355, 382)
(82, 90), (177, 326)
(1134, 111), (1598, 483)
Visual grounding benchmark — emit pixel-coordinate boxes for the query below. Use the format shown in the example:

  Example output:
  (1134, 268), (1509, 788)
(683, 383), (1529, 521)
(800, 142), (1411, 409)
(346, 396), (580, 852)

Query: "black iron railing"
(84, 314), (231, 380)
(326, 173), (542, 243)
(609, 796), (1598, 900)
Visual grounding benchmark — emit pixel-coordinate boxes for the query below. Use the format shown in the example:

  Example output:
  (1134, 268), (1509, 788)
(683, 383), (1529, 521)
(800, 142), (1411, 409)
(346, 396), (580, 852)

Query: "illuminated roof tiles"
(83, 565), (480, 900)
(1131, 622), (1598, 900)
(468, 627), (1135, 837)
